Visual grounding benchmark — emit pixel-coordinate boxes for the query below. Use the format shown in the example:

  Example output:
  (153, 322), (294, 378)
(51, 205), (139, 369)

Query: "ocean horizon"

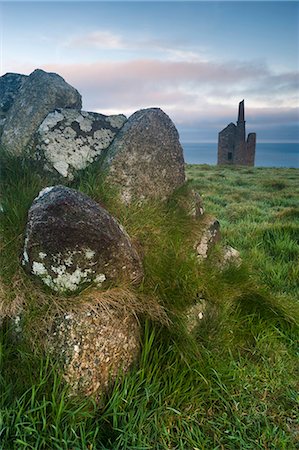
(182, 142), (299, 168)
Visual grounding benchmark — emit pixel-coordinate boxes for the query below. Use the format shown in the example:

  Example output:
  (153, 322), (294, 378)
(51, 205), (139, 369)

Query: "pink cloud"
(35, 59), (271, 115)
(67, 31), (126, 50)
(44, 59), (268, 88)
(4, 58), (298, 140)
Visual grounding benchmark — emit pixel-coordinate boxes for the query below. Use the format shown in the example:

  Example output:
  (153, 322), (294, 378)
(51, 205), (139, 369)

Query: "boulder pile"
(0, 69), (186, 203)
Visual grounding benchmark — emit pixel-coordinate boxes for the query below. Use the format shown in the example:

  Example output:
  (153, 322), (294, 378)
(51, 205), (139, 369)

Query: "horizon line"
(180, 141), (299, 145)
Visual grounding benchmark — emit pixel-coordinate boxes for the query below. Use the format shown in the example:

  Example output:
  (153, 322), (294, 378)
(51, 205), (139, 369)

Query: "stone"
(219, 245), (241, 268)
(103, 107), (185, 204)
(34, 108), (126, 180)
(1, 69), (82, 156)
(47, 304), (140, 398)
(184, 300), (207, 334)
(195, 217), (221, 259)
(22, 185), (143, 292)
(187, 190), (205, 218)
(175, 188), (204, 218)
(0, 72), (27, 136)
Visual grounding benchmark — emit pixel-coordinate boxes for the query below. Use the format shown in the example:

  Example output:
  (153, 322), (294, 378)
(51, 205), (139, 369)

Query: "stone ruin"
(217, 100), (256, 166)
(0, 68), (241, 399)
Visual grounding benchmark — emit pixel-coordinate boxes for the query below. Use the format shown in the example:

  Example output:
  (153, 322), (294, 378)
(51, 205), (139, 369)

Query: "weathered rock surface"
(0, 73), (27, 136)
(23, 186), (143, 292)
(35, 109), (126, 179)
(194, 217), (221, 259)
(219, 245), (241, 268)
(1, 69), (82, 155)
(47, 305), (140, 398)
(103, 107), (185, 204)
(184, 300), (207, 334)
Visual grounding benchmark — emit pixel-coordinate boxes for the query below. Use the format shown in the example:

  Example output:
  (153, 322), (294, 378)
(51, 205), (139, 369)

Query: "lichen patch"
(35, 186), (54, 200)
(22, 236), (29, 265)
(85, 249), (95, 260)
(28, 247), (108, 292)
(95, 273), (106, 286)
(36, 109), (127, 179)
(32, 261), (48, 276)
(38, 110), (64, 133)
(105, 114), (127, 128)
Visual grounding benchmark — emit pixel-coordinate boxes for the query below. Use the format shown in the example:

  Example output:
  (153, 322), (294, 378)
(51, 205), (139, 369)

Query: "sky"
(0, 1), (298, 143)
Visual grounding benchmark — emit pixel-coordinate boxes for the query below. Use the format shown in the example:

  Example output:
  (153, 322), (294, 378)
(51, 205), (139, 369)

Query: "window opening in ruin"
(228, 152), (232, 161)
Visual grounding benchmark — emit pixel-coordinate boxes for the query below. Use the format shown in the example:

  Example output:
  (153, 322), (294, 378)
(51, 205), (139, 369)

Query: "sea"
(182, 143), (299, 168)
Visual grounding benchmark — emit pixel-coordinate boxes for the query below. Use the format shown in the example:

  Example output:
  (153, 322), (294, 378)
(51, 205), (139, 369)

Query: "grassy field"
(0, 157), (298, 449)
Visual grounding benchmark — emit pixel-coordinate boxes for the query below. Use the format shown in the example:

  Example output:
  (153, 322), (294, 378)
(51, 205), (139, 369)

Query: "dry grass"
(79, 287), (170, 325)
(0, 274), (26, 319)
(2, 280), (171, 348)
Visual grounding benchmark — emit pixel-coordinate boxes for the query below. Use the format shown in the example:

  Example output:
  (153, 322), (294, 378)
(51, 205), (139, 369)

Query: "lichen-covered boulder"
(1, 69), (82, 155)
(22, 186), (143, 292)
(35, 109), (127, 179)
(103, 107), (185, 204)
(0, 72), (27, 136)
(194, 217), (221, 259)
(47, 304), (140, 398)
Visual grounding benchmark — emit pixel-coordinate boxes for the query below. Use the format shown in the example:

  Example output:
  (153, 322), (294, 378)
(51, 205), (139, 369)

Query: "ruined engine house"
(217, 100), (256, 166)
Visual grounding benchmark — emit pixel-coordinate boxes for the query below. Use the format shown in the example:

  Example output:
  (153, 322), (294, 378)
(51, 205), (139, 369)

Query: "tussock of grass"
(0, 274), (26, 319)
(1, 155), (299, 448)
(262, 179), (288, 191)
(80, 287), (170, 324)
(275, 206), (299, 220)
(35, 287), (170, 339)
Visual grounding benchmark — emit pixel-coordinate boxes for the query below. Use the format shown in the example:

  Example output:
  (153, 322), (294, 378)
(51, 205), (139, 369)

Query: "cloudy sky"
(0, 0), (298, 142)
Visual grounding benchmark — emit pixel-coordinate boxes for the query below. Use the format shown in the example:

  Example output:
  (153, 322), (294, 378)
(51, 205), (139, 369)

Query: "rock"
(22, 186), (143, 292)
(184, 300), (207, 334)
(219, 245), (241, 268)
(0, 73), (27, 136)
(195, 217), (221, 259)
(34, 108), (126, 180)
(47, 304), (140, 399)
(103, 107), (185, 204)
(186, 190), (205, 218)
(175, 188), (204, 218)
(1, 69), (82, 156)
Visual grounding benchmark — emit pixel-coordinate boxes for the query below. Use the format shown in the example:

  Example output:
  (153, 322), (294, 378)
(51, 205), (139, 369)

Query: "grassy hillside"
(0, 157), (298, 449)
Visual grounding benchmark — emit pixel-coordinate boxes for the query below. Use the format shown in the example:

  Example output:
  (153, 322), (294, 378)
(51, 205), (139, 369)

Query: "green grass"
(0, 156), (298, 449)
(187, 164), (299, 298)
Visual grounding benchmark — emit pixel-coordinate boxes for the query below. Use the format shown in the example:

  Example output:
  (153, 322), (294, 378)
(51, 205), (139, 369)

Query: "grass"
(187, 164), (299, 298)
(0, 154), (298, 449)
